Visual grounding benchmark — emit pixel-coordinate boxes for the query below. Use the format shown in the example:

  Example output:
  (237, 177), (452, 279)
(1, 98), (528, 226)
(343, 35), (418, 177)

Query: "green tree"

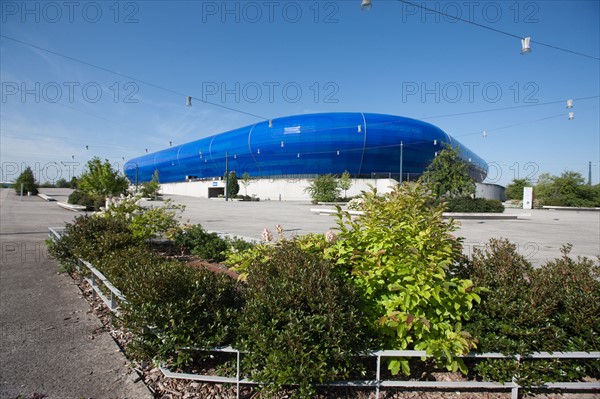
(224, 171), (239, 197)
(14, 166), (38, 195)
(421, 145), (476, 199)
(140, 170), (160, 199)
(240, 171), (251, 196)
(304, 174), (340, 203)
(534, 171), (599, 207)
(338, 170), (352, 199)
(69, 176), (78, 189)
(78, 157), (129, 198)
(55, 178), (70, 188)
(505, 178), (532, 200)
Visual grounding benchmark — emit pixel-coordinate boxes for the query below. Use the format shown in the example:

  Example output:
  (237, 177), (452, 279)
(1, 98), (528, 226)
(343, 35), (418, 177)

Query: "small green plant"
(173, 224), (228, 262)
(240, 171), (252, 196)
(325, 183), (481, 375)
(103, 197), (184, 242)
(139, 170), (160, 199)
(236, 242), (376, 398)
(339, 170), (352, 198)
(14, 166), (38, 195)
(304, 174), (340, 203)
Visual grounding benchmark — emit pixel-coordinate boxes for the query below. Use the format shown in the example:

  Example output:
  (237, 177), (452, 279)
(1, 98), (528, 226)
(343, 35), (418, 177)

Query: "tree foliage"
(421, 145), (476, 199)
(78, 157), (129, 198)
(339, 170), (352, 198)
(140, 170), (160, 199)
(14, 166), (38, 195)
(224, 171), (240, 197)
(534, 171), (599, 207)
(505, 178), (532, 200)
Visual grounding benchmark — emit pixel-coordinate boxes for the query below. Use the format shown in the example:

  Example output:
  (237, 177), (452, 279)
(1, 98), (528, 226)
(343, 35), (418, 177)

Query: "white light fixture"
(257, 149), (260, 154)
(269, 120), (273, 128)
(521, 37), (531, 54)
(85, 145), (88, 150)
(483, 130), (488, 138)
(281, 141), (284, 148)
(169, 141), (172, 147)
(435, 151), (438, 157)
(336, 150), (340, 155)
(433, 139), (437, 145)
(566, 99), (573, 109)
(199, 150), (203, 158)
(186, 96), (192, 107)
(234, 154), (237, 159)
(568, 112), (574, 120)
(360, 0), (372, 10)
(297, 153), (300, 158)
(357, 125), (362, 133)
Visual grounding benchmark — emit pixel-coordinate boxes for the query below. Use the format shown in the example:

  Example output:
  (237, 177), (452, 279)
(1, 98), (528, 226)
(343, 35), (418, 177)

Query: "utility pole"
(399, 141), (403, 184)
(588, 161), (592, 185)
(225, 150), (229, 201)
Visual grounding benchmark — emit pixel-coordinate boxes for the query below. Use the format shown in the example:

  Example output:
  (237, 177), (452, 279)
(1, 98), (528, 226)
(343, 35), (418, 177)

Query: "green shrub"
(98, 247), (242, 366)
(325, 184), (481, 375)
(67, 190), (98, 210)
(47, 214), (135, 272)
(445, 196), (504, 213)
(455, 239), (600, 387)
(304, 174), (340, 203)
(173, 224), (228, 262)
(103, 197), (184, 242)
(237, 242), (375, 398)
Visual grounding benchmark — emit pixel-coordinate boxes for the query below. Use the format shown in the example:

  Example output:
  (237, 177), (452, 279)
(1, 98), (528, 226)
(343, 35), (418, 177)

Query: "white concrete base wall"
(160, 178), (399, 201)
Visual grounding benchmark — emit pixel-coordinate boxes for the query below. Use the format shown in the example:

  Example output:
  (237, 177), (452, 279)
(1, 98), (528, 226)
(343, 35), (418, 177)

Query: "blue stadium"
(124, 112), (487, 184)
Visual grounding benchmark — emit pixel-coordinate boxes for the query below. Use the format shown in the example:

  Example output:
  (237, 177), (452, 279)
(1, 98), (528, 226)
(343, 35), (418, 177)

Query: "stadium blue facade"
(124, 113), (487, 184)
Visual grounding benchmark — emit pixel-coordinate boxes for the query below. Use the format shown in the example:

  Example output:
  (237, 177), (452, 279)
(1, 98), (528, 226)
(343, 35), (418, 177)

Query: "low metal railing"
(47, 227), (600, 399)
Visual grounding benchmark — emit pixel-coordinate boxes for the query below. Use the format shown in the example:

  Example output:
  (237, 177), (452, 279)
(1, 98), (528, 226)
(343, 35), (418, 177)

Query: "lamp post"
(225, 150), (229, 201)
(399, 141), (403, 184)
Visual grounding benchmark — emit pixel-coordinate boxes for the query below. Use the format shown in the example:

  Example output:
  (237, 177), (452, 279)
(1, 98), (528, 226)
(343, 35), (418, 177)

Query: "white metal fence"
(48, 227), (600, 399)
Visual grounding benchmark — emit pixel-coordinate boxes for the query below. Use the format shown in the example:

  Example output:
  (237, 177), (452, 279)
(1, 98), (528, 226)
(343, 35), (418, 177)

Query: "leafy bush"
(97, 247), (242, 367)
(445, 196), (504, 213)
(455, 239), (600, 387)
(68, 190), (97, 210)
(78, 157), (129, 197)
(304, 174), (340, 203)
(47, 214), (135, 272)
(139, 170), (160, 199)
(236, 242), (375, 398)
(102, 197), (184, 242)
(325, 184), (481, 375)
(173, 224), (228, 262)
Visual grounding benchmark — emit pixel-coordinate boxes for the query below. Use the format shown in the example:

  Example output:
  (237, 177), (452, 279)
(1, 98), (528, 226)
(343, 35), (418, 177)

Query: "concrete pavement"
(0, 188), (151, 399)
(163, 195), (599, 265)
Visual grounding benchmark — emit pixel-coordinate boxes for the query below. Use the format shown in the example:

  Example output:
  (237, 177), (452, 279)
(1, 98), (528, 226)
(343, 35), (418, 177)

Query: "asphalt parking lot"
(167, 195), (599, 266)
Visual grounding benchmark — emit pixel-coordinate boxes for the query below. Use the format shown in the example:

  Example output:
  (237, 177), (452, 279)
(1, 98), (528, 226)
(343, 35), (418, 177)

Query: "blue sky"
(1, 0), (599, 186)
